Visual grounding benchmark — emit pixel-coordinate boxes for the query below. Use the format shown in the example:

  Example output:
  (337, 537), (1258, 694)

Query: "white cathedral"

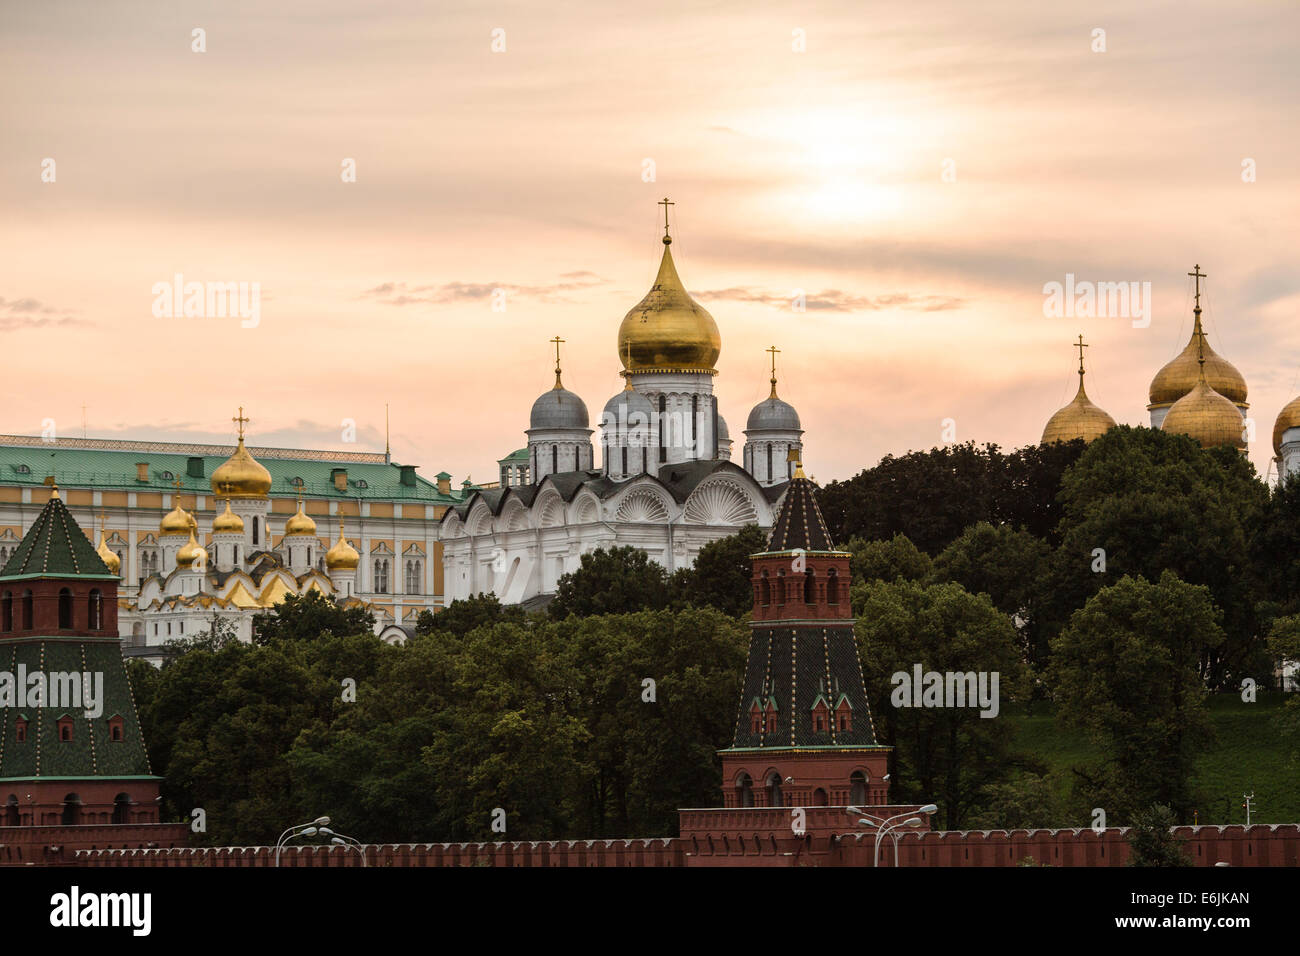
(439, 207), (806, 605)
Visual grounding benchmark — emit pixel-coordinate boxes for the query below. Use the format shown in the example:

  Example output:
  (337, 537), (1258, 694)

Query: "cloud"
(694, 287), (965, 313)
(362, 273), (609, 308)
(0, 295), (86, 331)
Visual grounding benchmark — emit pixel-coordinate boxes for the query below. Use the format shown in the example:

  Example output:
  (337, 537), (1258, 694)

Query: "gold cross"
(767, 345), (781, 398)
(550, 335), (565, 388)
(1188, 264), (1207, 310)
(1074, 334), (1088, 375)
(233, 406), (249, 440)
(658, 197), (674, 239)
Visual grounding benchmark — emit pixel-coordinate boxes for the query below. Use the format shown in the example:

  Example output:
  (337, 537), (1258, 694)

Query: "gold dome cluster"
(616, 203), (721, 375)
(325, 515), (359, 570)
(1042, 336), (1116, 444)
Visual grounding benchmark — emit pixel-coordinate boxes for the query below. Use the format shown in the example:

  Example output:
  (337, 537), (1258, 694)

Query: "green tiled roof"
(0, 438), (467, 504)
(0, 495), (116, 582)
(498, 448), (529, 463)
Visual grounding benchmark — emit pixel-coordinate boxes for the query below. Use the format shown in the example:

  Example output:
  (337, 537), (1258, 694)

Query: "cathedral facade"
(439, 209), (806, 605)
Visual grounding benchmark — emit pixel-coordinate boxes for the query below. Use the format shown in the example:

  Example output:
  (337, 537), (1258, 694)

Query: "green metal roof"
(497, 448), (529, 463)
(0, 495), (117, 582)
(0, 440), (467, 504)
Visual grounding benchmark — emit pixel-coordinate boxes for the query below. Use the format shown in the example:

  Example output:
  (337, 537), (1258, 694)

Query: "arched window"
(812, 788), (828, 807)
(109, 715), (124, 741)
(737, 774), (754, 808)
(88, 589), (102, 630)
(621, 446), (628, 476)
(1, 591), (11, 632)
(552, 445), (558, 476)
(775, 571), (786, 606)
(766, 773), (784, 808)
(803, 570), (815, 604)
(61, 793), (81, 826)
(658, 395), (667, 462)
(850, 771), (869, 806)
(691, 394), (698, 449)
(760, 571), (770, 607)
(766, 443), (772, 480)
(4, 795), (18, 827)
(375, 559), (389, 594)
(112, 793), (131, 825)
(827, 568), (840, 605)
(21, 590), (33, 630)
(58, 588), (73, 629)
(252, 517), (260, 546)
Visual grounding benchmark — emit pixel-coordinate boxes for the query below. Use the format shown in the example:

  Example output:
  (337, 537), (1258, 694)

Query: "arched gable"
(682, 476), (761, 526)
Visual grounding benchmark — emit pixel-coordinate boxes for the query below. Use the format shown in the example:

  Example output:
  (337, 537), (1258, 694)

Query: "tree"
(854, 579), (1028, 829)
(845, 533), (932, 585)
(548, 546), (668, 619)
(929, 522), (1051, 668)
(1047, 426), (1266, 688)
(417, 592), (526, 638)
(671, 524), (767, 616)
(253, 589), (375, 644)
(1048, 571), (1222, 823)
(1126, 804), (1193, 866)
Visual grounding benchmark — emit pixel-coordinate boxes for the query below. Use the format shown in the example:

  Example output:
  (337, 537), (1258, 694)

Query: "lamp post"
(845, 804), (938, 867)
(274, 816), (330, 867)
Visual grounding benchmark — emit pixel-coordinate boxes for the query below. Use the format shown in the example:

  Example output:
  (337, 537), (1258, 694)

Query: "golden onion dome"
(1149, 315), (1247, 408)
(212, 499), (245, 534)
(211, 436), (272, 499)
(96, 529), (121, 576)
(284, 499), (317, 537)
(325, 518), (360, 570)
(616, 232), (721, 374)
(159, 501), (191, 536)
(1273, 394), (1300, 457)
(1042, 378), (1117, 444)
(176, 528), (208, 570)
(1162, 377), (1246, 451)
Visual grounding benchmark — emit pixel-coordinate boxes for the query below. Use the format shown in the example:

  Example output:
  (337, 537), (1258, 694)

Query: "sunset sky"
(3, 0), (1298, 483)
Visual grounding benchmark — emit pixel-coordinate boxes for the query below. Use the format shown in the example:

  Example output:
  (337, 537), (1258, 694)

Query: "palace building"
(0, 415), (464, 661)
(438, 202), (808, 606)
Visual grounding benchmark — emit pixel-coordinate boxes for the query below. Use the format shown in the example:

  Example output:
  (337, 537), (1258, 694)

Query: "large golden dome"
(211, 435), (272, 499)
(617, 235), (721, 374)
(1273, 394), (1300, 457)
(1162, 377), (1246, 451)
(1042, 380), (1116, 444)
(212, 499), (245, 534)
(159, 501), (191, 536)
(176, 528), (208, 570)
(1149, 315), (1247, 408)
(325, 517), (359, 570)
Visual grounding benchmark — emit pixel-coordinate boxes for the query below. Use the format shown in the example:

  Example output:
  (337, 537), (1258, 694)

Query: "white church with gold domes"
(439, 203), (806, 605)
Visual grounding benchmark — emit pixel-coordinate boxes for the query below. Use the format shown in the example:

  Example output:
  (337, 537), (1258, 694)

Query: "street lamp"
(274, 816), (331, 867)
(844, 804), (937, 867)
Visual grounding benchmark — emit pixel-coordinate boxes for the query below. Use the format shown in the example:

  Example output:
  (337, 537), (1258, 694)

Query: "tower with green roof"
(0, 489), (162, 829)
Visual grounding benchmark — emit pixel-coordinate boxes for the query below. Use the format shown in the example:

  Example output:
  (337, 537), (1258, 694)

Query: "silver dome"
(716, 414), (731, 441)
(530, 387), (590, 430)
(745, 396), (801, 432)
(600, 388), (654, 434)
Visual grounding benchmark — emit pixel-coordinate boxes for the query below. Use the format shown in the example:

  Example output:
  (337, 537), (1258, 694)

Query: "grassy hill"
(1004, 693), (1299, 826)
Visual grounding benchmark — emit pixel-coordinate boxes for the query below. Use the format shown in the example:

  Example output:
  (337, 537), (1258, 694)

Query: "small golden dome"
(1162, 378), (1246, 451)
(1149, 316), (1247, 408)
(176, 528), (208, 570)
(96, 529), (121, 576)
(160, 501), (191, 536)
(212, 499), (245, 534)
(211, 436), (272, 499)
(1273, 394), (1300, 457)
(284, 499), (317, 537)
(325, 518), (359, 570)
(1042, 380), (1117, 444)
(616, 232), (721, 374)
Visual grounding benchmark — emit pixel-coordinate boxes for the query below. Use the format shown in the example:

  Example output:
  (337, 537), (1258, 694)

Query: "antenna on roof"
(385, 404), (391, 465)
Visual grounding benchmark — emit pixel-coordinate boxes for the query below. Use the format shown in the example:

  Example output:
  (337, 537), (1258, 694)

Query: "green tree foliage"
(819, 440), (1084, 554)
(1048, 426), (1265, 687)
(1126, 804), (1193, 867)
(929, 522), (1051, 667)
(549, 546), (669, 619)
(1049, 571), (1223, 823)
(670, 524), (767, 616)
(854, 579), (1028, 829)
(845, 533), (932, 585)
(417, 592), (526, 638)
(252, 589), (375, 644)
(1248, 476), (1300, 619)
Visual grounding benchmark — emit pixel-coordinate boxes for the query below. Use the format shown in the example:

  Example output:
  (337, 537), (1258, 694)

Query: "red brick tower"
(718, 465), (891, 809)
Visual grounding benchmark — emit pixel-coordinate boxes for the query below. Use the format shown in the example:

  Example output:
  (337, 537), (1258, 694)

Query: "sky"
(2, 0), (1298, 483)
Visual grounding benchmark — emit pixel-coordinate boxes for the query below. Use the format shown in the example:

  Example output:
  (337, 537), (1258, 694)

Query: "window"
(827, 569), (840, 605)
(61, 793), (81, 826)
(4, 795), (18, 827)
(375, 559), (389, 593)
(552, 445), (558, 476)
(1, 591), (10, 631)
(658, 395), (667, 462)
(766, 773), (784, 808)
(759, 571), (770, 607)
(88, 589), (102, 630)
(15, 463), (30, 474)
(803, 570), (815, 604)
(252, 517), (260, 546)
(112, 793), (131, 825)
(850, 771), (869, 806)
(15, 719), (26, 743)
(737, 774), (754, 808)
(58, 716), (74, 742)
(160, 471), (173, 481)
(58, 587), (73, 629)
(766, 443), (772, 480)
(21, 590), (32, 630)
(354, 479), (368, 489)
(109, 715), (125, 742)
(405, 559), (422, 594)
(775, 571), (785, 606)
(691, 394), (698, 448)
